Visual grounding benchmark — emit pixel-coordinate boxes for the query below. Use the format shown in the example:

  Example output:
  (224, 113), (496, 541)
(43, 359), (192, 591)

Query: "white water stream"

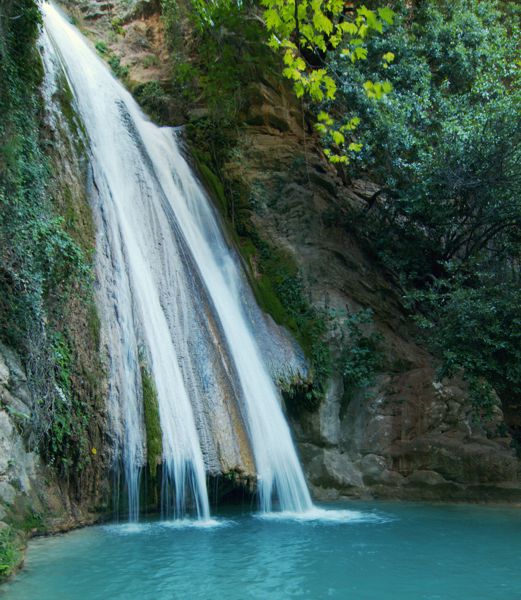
(42, 1), (313, 519)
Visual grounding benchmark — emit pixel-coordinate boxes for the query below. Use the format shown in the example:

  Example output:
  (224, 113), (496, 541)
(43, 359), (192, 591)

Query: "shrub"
(0, 527), (20, 581)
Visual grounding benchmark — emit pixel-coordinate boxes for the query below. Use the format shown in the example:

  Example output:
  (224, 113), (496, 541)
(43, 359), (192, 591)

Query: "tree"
(333, 0), (521, 411)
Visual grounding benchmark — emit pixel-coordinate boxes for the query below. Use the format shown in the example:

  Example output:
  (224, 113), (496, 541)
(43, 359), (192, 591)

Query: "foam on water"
(102, 523), (155, 535)
(257, 507), (392, 524)
(159, 518), (235, 530)
(103, 518), (234, 535)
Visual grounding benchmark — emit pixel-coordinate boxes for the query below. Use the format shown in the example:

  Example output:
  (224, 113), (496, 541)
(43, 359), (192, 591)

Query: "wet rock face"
(0, 345), (40, 521)
(0, 344), (71, 530)
(0, 343), (111, 533)
(291, 368), (521, 501)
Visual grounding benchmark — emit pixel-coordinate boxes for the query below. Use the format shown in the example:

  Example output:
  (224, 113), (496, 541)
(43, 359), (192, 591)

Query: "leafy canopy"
(334, 0), (521, 411)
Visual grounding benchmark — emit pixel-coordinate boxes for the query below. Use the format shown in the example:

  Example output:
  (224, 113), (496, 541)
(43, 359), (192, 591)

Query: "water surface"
(3, 502), (521, 599)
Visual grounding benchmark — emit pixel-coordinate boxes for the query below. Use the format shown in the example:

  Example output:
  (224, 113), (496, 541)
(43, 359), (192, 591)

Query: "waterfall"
(42, 1), (313, 518)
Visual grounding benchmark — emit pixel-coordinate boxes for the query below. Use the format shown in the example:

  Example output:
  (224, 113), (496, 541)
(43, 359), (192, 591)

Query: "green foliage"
(337, 0), (521, 414)
(412, 273), (521, 411)
(0, 0), (97, 473)
(0, 0), (86, 350)
(95, 40), (108, 54)
(187, 118), (238, 184)
(161, 0), (276, 122)
(94, 40), (129, 79)
(19, 510), (45, 533)
(0, 0), (42, 81)
(111, 17), (126, 36)
(108, 54), (129, 79)
(52, 332), (73, 393)
(337, 309), (383, 406)
(140, 361), (163, 479)
(133, 81), (171, 124)
(46, 332), (91, 473)
(335, 0), (520, 272)
(261, 0), (395, 162)
(279, 307), (384, 415)
(467, 377), (497, 422)
(0, 527), (21, 581)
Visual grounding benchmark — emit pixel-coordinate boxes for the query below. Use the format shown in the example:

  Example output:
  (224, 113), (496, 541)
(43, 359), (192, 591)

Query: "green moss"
(58, 184), (94, 256)
(254, 275), (290, 327)
(87, 301), (101, 350)
(55, 72), (87, 144)
(196, 160), (227, 215)
(245, 241), (332, 406)
(140, 362), (163, 478)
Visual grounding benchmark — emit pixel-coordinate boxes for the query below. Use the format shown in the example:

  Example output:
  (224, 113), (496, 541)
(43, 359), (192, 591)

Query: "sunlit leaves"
(315, 113), (362, 163)
(332, 130), (345, 145)
(358, 5), (382, 33)
(363, 79), (393, 99)
(260, 0), (395, 164)
(382, 51), (395, 68)
(377, 7), (395, 25)
(264, 8), (282, 30)
(318, 111), (334, 125)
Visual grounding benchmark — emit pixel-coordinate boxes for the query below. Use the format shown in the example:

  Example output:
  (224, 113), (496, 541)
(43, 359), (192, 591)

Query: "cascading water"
(42, 1), (313, 518)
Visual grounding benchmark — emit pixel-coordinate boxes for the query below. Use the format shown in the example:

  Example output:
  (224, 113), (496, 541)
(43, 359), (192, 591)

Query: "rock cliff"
(220, 79), (521, 501)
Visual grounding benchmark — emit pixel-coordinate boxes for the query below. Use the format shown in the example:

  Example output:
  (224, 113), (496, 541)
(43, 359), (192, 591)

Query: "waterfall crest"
(42, 1), (313, 518)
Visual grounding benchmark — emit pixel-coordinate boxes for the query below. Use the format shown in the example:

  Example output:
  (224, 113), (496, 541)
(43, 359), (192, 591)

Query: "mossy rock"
(140, 361), (162, 479)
